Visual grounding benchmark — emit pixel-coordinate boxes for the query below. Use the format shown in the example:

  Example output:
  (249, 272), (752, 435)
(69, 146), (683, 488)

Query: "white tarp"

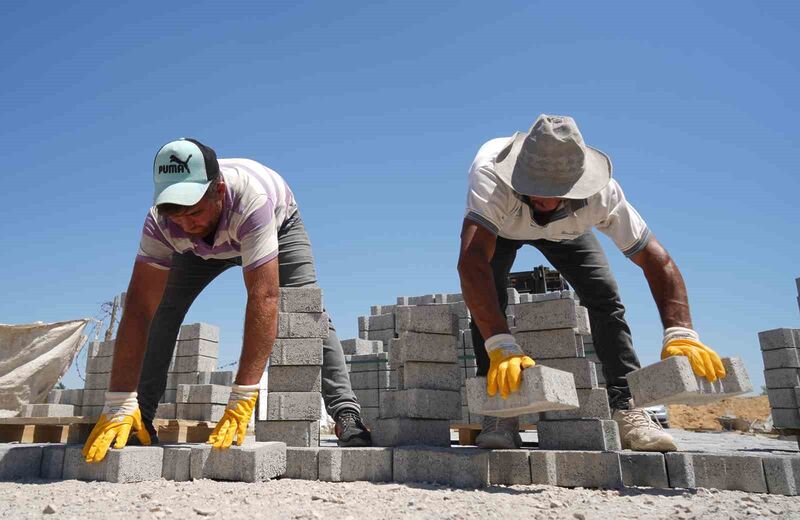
(0, 319), (89, 415)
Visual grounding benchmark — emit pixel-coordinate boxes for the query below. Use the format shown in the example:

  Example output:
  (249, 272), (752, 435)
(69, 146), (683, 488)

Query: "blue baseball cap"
(152, 138), (220, 206)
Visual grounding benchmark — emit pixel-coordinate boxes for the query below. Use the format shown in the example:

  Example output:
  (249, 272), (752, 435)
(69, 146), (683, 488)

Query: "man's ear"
(216, 180), (226, 196)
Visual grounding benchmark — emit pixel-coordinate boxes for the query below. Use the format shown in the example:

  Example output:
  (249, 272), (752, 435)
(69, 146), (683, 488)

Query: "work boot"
(613, 409), (677, 452)
(127, 419), (159, 446)
(334, 410), (372, 447)
(476, 415), (522, 449)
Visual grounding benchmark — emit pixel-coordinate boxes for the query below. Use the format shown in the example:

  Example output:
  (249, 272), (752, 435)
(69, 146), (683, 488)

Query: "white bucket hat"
(494, 114), (612, 199)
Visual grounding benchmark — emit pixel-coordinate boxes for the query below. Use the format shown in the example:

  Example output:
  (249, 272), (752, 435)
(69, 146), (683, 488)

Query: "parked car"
(644, 405), (670, 429)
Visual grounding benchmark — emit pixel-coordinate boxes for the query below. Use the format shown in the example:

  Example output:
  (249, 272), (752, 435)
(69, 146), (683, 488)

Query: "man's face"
(166, 183), (224, 238)
(528, 196), (563, 213)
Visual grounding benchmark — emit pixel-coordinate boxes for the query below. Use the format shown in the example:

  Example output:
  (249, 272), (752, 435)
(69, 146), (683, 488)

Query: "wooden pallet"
(154, 419), (217, 443)
(450, 422), (538, 446)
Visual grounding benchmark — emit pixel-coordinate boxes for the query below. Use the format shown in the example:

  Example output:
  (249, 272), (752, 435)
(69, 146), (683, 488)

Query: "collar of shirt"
(517, 195), (588, 227)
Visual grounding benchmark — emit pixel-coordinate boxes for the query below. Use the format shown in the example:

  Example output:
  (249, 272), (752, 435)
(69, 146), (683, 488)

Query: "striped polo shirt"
(136, 158), (297, 271)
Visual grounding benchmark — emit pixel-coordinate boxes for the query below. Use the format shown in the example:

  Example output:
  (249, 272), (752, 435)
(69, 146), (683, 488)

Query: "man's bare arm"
(457, 218), (509, 339)
(109, 262), (169, 391)
(236, 257), (280, 385)
(629, 235), (692, 329)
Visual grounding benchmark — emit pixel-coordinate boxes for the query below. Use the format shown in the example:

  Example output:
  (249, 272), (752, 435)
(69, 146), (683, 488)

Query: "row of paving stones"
(1, 443), (798, 496)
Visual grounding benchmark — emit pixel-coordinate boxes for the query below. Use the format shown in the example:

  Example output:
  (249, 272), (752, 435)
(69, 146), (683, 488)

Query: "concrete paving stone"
(175, 338), (220, 358)
(389, 332), (458, 366)
(268, 366), (322, 392)
(758, 328), (799, 351)
(393, 447), (489, 488)
(619, 452), (669, 488)
(372, 418), (451, 447)
(167, 372), (201, 389)
(537, 419), (621, 451)
(41, 445), (66, 479)
(551, 451), (624, 489)
(47, 388), (84, 406)
(457, 318), (471, 331)
(278, 286), (323, 313)
(366, 329), (397, 345)
(163, 389), (177, 403)
(405, 295), (437, 305)
(358, 316), (369, 333)
(512, 299), (590, 334)
(368, 313), (395, 331)
(277, 312), (329, 339)
(81, 405), (103, 417)
(341, 338), (384, 355)
(772, 408), (800, 428)
(267, 392), (322, 421)
(47, 390), (66, 404)
(379, 389), (461, 419)
(466, 367), (579, 418)
(447, 301), (470, 318)
(395, 305), (457, 335)
(354, 388), (380, 408)
(765, 368), (800, 389)
(176, 384), (191, 403)
(767, 388), (800, 409)
(210, 371), (234, 386)
(176, 403), (227, 422)
(179, 323), (220, 342)
(536, 357), (598, 389)
(173, 355), (217, 373)
(348, 370), (394, 390)
(516, 329), (584, 359)
(762, 347), (800, 369)
(666, 452), (768, 493)
(155, 402), (177, 419)
(86, 355), (114, 374)
(255, 420), (320, 447)
(284, 447), (320, 479)
(629, 356), (752, 407)
(402, 362), (461, 391)
(318, 447), (393, 482)
(763, 455), (800, 496)
(0, 444), (43, 480)
(161, 445), (192, 481)
(370, 304), (397, 316)
(542, 388), (611, 420)
(270, 338), (323, 366)
(529, 451), (558, 485)
(87, 339), (114, 358)
(84, 372), (110, 390)
(489, 450), (532, 485)
(81, 389), (107, 406)
(190, 442), (287, 482)
(183, 384), (231, 404)
(347, 352), (390, 372)
(19, 403), (76, 417)
(360, 407), (380, 427)
(63, 445), (164, 483)
(506, 288), (520, 304)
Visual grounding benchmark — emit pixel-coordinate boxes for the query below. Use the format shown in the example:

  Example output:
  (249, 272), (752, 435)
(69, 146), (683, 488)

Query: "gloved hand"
(661, 327), (726, 382)
(207, 383), (259, 449)
(485, 333), (536, 399)
(82, 392), (151, 463)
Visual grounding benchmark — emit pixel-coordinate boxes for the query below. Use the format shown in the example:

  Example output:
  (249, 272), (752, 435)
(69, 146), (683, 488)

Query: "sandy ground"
(668, 396), (773, 431)
(2, 478), (800, 520)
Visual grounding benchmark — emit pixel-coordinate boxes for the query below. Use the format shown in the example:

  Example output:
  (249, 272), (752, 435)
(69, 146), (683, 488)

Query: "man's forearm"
(109, 310), (152, 392)
(236, 294), (278, 385)
(459, 256), (510, 340)
(641, 253), (692, 330)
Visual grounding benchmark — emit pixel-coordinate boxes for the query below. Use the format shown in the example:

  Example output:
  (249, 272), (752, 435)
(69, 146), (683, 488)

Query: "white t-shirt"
(136, 158), (298, 271)
(465, 137), (651, 257)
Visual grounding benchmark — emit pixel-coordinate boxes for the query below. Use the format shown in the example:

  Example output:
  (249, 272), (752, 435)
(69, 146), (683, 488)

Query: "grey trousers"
(136, 212), (360, 423)
(470, 231), (641, 410)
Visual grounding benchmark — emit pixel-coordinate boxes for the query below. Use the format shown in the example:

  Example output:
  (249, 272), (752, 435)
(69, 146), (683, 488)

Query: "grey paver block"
(763, 455), (800, 496)
(466, 367), (579, 418)
(371, 304), (397, 315)
(512, 299), (590, 334)
(529, 451), (557, 485)
(542, 388), (611, 420)
(318, 447), (393, 482)
(81, 389), (106, 406)
(255, 420), (320, 447)
(758, 328), (799, 351)
(62, 445), (163, 483)
(552, 451), (623, 489)
(190, 442), (287, 482)
(270, 339), (323, 366)
(619, 452), (669, 488)
(395, 305), (457, 335)
(380, 389), (461, 419)
(176, 403), (226, 421)
(764, 368), (800, 389)
(372, 418), (451, 447)
(181, 384), (231, 404)
(388, 332), (458, 366)
(173, 355), (217, 373)
(284, 447), (320, 479)
(366, 329), (396, 345)
(155, 402), (176, 419)
(347, 352), (390, 372)
(19, 403), (76, 417)
(402, 362), (461, 391)
(766, 388), (799, 409)
(368, 313), (395, 331)
(210, 371), (234, 386)
(268, 366), (322, 392)
(175, 338), (219, 358)
(517, 329), (584, 359)
(772, 408), (800, 428)
(393, 447), (489, 488)
(629, 356), (752, 407)
(279, 287), (323, 313)
(277, 312), (329, 339)
(267, 392), (321, 420)
(489, 450), (532, 485)
(537, 357), (598, 389)
(0, 445), (43, 480)
(348, 370), (394, 390)
(537, 419), (621, 451)
(162, 445), (192, 481)
(84, 372), (110, 390)
(762, 348), (800, 369)
(86, 355), (114, 374)
(666, 452), (767, 493)
(341, 338), (384, 355)
(179, 323), (219, 342)
(40, 445), (65, 479)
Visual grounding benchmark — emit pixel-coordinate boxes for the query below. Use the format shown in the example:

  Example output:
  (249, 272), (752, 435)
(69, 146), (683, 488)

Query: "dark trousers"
(137, 213), (359, 423)
(470, 232), (640, 409)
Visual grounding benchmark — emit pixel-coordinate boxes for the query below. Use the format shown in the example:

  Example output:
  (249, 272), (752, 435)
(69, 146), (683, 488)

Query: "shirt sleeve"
(135, 209), (173, 269)
(238, 196), (279, 272)
(464, 159), (518, 235)
(593, 180), (652, 257)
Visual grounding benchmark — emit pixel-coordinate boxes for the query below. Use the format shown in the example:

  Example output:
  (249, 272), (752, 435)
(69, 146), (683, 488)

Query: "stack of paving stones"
(255, 287), (327, 447)
(79, 339), (115, 417)
(344, 350), (394, 427)
(372, 302), (462, 447)
(164, 323), (221, 406)
(45, 389), (84, 415)
(759, 328), (800, 430)
(175, 384), (231, 422)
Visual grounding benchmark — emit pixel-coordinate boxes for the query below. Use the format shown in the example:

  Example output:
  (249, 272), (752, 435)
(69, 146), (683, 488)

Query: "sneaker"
(334, 410), (372, 447)
(127, 419), (159, 446)
(613, 409), (677, 452)
(476, 415), (522, 449)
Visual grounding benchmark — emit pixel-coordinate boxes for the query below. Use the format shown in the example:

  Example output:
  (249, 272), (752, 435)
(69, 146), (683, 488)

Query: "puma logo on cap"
(158, 154), (192, 174)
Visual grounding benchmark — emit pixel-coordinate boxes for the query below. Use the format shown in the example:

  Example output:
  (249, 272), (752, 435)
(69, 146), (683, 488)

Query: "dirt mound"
(667, 395), (772, 431)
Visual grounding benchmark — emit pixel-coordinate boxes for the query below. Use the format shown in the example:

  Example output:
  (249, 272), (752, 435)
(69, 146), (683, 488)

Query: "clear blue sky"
(1, 1), (797, 391)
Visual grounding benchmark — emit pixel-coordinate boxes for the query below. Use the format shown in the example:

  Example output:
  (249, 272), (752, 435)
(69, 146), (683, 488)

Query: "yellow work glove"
(207, 383), (259, 449)
(661, 326), (726, 383)
(485, 333), (536, 399)
(82, 392), (151, 463)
